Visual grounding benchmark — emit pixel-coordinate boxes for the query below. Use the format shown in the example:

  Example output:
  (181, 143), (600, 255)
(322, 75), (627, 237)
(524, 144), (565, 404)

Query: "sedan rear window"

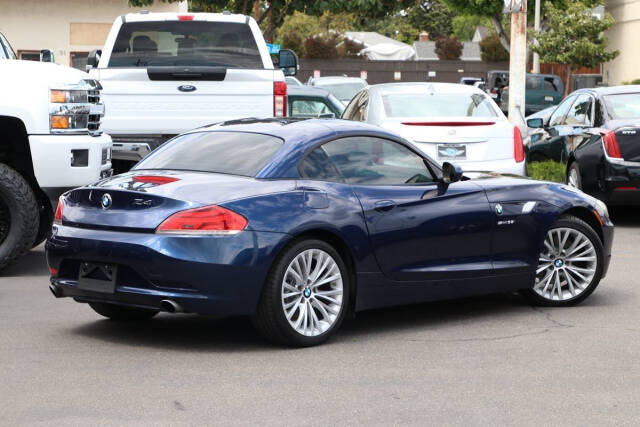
(135, 132), (283, 177)
(108, 21), (264, 68)
(603, 94), (640, 119)
(382, 93), (497, 118)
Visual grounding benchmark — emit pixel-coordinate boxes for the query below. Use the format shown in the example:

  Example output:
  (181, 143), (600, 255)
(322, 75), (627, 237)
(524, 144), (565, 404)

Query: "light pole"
(505, 0), (528, 127)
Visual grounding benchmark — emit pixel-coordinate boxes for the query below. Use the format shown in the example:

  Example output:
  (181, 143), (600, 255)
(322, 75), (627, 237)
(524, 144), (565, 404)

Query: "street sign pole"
(505, 0), (528, 126)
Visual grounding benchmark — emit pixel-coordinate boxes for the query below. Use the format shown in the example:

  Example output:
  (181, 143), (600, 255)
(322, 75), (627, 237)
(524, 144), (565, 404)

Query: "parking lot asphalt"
(1, 208), (640, 426)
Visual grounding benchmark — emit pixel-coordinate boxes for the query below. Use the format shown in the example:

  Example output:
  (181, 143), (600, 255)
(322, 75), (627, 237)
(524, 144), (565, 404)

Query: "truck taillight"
(54, 196), (64, 224)
(274, 81), (287, 118)
(514, 126), (525, 163)
(156, 205), (248, 235)
(602, 130), (623, 159)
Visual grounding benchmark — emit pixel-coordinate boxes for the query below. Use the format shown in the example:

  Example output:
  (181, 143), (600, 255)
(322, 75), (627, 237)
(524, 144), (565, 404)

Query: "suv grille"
(87, 89), (102, 134)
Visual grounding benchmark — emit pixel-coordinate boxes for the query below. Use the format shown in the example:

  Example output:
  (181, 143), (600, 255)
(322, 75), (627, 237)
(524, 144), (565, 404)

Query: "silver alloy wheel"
(534, 227), (597, 301)
(568, 168), (580, 189)
(281, 248), (344, 337)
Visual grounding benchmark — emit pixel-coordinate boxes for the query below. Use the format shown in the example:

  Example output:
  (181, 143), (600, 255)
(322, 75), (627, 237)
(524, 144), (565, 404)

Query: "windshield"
(603, 93), (640, 119)
(108, 21), (263, 68)
(136, 132), (282, 176)
(316, 82), (366, 102)
(382, 93), (497, 118)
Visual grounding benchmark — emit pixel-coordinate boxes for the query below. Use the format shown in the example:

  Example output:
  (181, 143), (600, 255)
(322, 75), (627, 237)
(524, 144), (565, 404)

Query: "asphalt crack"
(530, 306), (574, 328)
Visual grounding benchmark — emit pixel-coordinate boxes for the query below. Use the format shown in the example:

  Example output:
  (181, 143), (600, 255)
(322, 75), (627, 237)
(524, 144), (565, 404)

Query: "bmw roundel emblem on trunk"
(495, 203), (503, 215)
(101, 193), (112, 209)
(178, 84), (197, 92)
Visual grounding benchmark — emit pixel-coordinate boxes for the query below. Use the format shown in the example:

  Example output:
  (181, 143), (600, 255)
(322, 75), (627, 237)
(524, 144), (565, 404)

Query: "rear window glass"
(108, 21), (263, 68)
(136, 131), (282, 176)
(603, 93), (640, 119)
(382, 93), (497, 118)
(315, 82), (366, 101)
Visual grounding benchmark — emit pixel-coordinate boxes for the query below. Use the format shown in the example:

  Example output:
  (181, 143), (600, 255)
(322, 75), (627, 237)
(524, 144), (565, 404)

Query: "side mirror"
(278, 49), (298, 76)
(442, 162), (463, 184)
(86, 49), (102, 71)
(40, 49), (54, 63)
(527, 118), (544, 129)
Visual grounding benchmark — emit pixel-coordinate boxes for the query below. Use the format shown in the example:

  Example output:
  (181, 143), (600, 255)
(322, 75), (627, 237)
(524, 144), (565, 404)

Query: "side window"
(564, 94), (593, 126)
(549, 96), (576, 127)
(321, 137), (434, 185)
(526, 76), (540, 90)
(300, 147), (343, 182)
(290, 99), (332, 118)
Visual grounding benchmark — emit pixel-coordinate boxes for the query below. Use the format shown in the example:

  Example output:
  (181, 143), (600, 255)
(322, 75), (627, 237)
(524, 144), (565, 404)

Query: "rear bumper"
(110, 134), (177, 161)
(599, 160), (640, 205)
(46, 224), (290, 315)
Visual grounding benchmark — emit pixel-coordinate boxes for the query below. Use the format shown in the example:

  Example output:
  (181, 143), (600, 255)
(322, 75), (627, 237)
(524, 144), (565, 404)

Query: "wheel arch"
(560, 206), (603, 243)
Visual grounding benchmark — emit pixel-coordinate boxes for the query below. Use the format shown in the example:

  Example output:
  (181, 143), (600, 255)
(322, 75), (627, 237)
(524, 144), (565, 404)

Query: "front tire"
(0, 163), (39, 272)
(89, 302), (159, 321)
(253, 239), (349, 347)
(523, 215), (604, 306)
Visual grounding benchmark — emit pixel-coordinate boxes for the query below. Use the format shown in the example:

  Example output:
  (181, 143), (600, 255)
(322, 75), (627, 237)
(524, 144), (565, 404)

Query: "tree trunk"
(241, 0), (248, 15)
(266, 5), (273, 43)
(491, 15), (511, 53)
(253, 0), (260, 20)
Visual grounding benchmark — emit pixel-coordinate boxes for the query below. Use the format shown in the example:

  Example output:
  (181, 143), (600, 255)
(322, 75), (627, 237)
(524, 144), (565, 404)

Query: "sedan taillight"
(602, 130), (623, 159)
(54, 196), (64, 224)
(274, 81), (287, 118)
(156, 205), (248, 235)
(514, 126), (525, 163)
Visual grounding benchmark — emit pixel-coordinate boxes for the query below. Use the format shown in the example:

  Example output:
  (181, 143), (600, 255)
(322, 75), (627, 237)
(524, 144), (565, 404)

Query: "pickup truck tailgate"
(96, 68), (276, 134)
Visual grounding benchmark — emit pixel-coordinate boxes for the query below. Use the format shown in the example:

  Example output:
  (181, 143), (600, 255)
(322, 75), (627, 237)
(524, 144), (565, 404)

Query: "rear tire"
(89, 302), (159, 321)
(522, 215), (603, 306)
(253, 239), (349, 347)
(567, 162), (582, 190)
(0, 163), (39, 272)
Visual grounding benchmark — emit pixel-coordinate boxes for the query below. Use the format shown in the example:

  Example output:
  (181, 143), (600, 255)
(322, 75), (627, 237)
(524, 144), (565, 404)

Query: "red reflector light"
(157, 205), (248, 235)
(54, 196), (64, 224)
(133, 175), (180, 185)
(513, 126), (525, 163)
(274, 81), (287, 117)
(401, 121), (495, 126)
(178, 15), (194, 21)
(49, 267), (59, 276)
(602, 130), (623, 159)
(615, 186), (637, 191)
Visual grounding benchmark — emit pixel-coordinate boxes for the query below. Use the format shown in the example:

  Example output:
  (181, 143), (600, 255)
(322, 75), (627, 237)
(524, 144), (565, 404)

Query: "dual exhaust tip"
(49, 284), (184, 313)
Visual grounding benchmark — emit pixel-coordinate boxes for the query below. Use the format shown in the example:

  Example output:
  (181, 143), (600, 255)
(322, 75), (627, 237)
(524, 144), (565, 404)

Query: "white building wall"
(0, 0), (187, 67)
(604, 0), (640, 85)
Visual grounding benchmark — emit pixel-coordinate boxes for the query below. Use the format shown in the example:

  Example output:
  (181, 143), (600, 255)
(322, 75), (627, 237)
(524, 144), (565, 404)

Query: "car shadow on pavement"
(69, 290), (616, 351)
(2, 245), (48, 277)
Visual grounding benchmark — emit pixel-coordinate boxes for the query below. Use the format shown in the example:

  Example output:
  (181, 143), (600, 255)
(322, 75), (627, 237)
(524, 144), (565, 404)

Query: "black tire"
(566, 162), (582, 190)
(89, 302), (159, 321)
(522, 215), (604, 307)
(0, 163), (39, 272)
(252, 239), (350, 347)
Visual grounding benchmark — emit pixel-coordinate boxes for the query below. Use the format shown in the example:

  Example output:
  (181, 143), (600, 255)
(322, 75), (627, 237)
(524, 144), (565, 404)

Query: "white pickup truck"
(0, 32), (111, 270)
(87, 11), (298, 173)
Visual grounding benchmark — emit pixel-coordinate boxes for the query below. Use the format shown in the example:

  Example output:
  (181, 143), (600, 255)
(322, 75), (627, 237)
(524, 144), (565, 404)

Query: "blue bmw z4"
(46, 118), (614, 347)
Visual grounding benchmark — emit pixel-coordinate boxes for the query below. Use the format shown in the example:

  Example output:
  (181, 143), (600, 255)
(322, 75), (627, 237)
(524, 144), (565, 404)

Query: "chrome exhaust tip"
(160, 299), (183, 313)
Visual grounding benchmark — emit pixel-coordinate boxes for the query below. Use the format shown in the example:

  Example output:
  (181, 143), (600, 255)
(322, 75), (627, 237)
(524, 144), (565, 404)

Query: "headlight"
(49, 81), (103, 134)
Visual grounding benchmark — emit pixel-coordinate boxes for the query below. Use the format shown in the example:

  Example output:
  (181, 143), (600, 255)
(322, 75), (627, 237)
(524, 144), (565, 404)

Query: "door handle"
(374, 200), (396, 212)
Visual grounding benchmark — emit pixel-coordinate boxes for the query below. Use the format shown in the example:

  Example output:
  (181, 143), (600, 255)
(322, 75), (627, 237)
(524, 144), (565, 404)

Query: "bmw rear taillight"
(133, 175), (179, 185)
(274, 81), (287, 117)
(53, 196), (64, 224)
(602, 130), (623, 159)
(156, 205), (248, 235)
(514, 126), (525, 163)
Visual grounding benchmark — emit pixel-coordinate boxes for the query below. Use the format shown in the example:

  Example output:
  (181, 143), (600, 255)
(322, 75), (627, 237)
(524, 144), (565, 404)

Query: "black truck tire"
(0, 163), (39, 272)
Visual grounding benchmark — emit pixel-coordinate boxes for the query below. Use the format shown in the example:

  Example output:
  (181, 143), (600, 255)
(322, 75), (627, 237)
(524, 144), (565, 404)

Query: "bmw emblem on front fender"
(101, 193), (112, 209)
(495, 203), (503, 215)
(178, 84), (197, 92)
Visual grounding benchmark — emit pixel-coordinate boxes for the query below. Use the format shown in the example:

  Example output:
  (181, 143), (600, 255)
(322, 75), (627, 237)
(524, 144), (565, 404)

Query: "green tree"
(434, 36), (463, 59)
(451, 15), (491, 41)
(407, 0), (454, 39)
(479, 33), (509, 61)
(532, 1), (618, 95)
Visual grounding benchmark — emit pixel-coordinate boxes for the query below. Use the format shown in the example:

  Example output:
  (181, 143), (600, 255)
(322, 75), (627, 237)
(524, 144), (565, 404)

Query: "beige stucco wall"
(604, 0), (640, 85)
(0, 0), (187, 66)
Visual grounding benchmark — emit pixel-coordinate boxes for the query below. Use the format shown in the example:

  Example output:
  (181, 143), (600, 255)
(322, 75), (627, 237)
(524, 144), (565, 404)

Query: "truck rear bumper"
(29, 133), (112, 200)
(110, 134), (177, 162)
